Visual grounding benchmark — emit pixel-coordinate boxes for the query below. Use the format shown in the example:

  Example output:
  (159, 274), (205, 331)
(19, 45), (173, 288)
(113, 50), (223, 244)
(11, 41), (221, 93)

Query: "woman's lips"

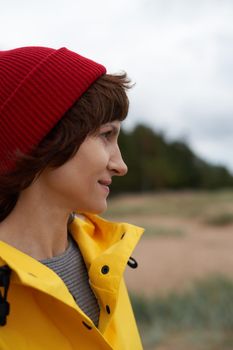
(98, 179), (112, 186)
(98, 180), (111, 194)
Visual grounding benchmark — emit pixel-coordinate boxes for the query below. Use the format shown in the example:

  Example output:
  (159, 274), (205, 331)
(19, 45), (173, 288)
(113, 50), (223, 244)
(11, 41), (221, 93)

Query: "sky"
(1, 0), (233, 173)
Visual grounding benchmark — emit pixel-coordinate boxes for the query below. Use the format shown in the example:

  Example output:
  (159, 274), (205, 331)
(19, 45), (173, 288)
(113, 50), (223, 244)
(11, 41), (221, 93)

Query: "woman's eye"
(101, 130), (112, 139)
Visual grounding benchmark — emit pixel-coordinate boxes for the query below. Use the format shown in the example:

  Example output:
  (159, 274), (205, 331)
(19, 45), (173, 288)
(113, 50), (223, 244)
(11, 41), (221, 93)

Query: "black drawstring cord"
(0, 265), (11, 326)
(127, 256), (138, 269)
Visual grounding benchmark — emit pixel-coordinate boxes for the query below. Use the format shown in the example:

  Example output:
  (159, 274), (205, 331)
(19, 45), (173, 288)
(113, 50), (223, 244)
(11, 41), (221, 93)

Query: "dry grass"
(106, 189), (233, 223)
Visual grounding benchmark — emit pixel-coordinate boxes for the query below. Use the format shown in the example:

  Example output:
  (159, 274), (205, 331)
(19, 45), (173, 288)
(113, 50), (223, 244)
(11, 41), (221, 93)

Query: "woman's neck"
(0, 182), (71, 260)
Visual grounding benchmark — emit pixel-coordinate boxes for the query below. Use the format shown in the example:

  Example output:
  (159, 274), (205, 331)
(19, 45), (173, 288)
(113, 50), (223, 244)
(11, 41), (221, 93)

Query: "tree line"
(111, 124), (233, 193)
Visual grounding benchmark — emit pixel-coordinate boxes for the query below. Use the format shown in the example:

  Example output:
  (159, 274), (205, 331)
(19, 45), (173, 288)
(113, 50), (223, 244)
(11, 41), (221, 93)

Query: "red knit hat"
(0, 46), (106, 174)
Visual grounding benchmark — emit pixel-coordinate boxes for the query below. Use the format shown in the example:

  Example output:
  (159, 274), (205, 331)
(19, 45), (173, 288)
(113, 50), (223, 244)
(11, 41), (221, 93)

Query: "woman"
(0, 46), (144, 349)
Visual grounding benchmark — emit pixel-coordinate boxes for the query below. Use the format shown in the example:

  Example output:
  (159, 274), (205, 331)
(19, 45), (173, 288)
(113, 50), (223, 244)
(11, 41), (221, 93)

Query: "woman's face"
(39, 121), (127, 214)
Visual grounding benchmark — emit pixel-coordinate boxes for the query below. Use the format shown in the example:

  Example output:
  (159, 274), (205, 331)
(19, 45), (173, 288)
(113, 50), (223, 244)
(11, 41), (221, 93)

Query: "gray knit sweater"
(40, 235), (100, 327)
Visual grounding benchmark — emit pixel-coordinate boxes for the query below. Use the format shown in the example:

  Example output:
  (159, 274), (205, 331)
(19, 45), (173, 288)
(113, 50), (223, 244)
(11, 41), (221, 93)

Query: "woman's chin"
(85, 202), (108, 215)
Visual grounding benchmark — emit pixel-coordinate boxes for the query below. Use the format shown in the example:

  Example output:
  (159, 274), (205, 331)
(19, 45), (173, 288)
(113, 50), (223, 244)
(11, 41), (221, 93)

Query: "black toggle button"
(106, 305), (111, 314)
(127, 256), (138, 269)
(101, 265), (109, 274)
(121, 232), (125, 239)
(82, 321), (92, 330)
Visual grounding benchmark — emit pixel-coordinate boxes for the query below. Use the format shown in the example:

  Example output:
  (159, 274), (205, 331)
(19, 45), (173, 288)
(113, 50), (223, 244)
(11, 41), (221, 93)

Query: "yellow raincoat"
(0, 214), (144, 349)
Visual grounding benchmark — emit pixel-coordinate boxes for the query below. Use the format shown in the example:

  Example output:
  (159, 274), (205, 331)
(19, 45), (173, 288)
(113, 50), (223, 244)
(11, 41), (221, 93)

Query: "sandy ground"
(123, 216), (233, 296)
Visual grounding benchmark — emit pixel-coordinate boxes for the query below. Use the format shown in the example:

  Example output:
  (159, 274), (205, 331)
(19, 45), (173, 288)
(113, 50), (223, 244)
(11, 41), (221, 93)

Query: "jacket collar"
(0, 214), (144, 331)
(70, 214), (144, 332)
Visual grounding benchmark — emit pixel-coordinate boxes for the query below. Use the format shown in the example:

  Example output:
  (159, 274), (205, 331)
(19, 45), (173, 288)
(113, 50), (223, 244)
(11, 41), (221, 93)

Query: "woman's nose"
(108, 146), (128, 176)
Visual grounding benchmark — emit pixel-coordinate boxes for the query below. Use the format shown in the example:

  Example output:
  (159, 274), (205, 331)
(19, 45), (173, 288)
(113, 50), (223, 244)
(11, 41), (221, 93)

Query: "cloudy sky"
(1, 0), (233, 172)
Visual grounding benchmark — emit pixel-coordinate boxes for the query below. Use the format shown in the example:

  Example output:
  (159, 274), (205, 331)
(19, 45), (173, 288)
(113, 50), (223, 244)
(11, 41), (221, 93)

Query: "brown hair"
(0, 73), (131, 221)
